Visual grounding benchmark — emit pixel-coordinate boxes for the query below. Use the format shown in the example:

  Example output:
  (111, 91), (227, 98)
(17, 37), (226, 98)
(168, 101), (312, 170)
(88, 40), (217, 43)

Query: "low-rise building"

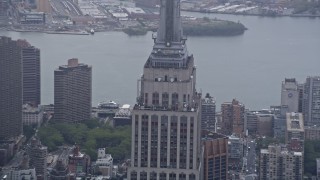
(22, 104), (43, 127)
(19, 11), (45, 24)
(93, 148), (113, 178)
(113, 104), (132, 127)
(68, 146), (90, 177)
(1, 168), (36, 180)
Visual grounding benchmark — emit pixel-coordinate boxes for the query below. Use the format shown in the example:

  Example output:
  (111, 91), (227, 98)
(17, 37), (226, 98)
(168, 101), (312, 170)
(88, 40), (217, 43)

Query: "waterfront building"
(285, 112), (304, 152)
(0, 36), (23, 140)
(202, 131), (228, 180)
(18, 40), (41, 106)
(259, 145), (303, 180)
(127, 0), (203, 179)
(201, 93), (216, 132)
(281, 78), (299, 113)
(28, 138), (47, 179)
(19, 11), (45, 24)
(54, 58), (92, 123)
(221, 99), (245, 136)
(37, 0), (51, 13)
(22, 104), (43, 127)
(303, 76), (320, 126)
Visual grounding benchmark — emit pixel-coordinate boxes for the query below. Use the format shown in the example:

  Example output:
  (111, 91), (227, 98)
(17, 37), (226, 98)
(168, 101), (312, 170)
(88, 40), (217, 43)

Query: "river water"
(1, 12), (319, 110)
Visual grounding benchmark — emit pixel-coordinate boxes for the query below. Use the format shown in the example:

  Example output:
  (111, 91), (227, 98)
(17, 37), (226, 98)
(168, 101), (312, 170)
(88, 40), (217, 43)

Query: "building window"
(172, 93), (179, 110)
(144, 93), (148, 105)
(140, 172), (147, 180)
(152, 92), (159, 106)
(150, 172), (157, 180)
(151, 115), (158, 167)
(141, 115), (149, 167)
(169, 173), (176, 180)
(162, 93), (169, 107)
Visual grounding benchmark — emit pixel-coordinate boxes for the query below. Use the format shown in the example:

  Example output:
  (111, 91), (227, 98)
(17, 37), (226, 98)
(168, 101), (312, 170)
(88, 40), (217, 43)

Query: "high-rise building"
(227, 134), (243, 171)
(303, 76), (320, 126)
(221, 99), (245, 136)
(0, 36), (23, 140)
(201, 93), (216, 132)
(18, 40), (41, 106)
(281, 78), (299, 113)
(54, 58), (92, 123)
(285, 112), (304, 152)
(127, 0), (202, 179)
(259, 145), (303, 180)
(28, 138), (47, 179)
(202, 131), (228, 180)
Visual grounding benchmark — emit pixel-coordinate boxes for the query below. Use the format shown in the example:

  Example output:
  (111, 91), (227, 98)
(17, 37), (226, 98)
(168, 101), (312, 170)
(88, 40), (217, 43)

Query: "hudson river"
(1, 12), (319, 110)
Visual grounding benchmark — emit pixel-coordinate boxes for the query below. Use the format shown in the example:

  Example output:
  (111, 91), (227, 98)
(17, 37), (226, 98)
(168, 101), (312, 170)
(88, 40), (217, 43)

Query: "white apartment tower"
(127, 0), (202, 179)
(281, 78), (299, 113)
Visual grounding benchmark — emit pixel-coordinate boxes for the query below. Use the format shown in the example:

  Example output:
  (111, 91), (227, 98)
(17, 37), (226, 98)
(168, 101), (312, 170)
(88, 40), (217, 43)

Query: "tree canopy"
(38, 119), (131, 162)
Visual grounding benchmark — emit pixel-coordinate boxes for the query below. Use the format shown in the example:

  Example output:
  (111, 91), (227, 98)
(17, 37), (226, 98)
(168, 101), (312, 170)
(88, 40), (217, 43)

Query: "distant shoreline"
(181, 9), (320, 18)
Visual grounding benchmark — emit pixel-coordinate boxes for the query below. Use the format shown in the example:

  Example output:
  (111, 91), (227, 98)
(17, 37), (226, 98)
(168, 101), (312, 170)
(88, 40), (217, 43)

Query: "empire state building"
(127, 0), (202, 179)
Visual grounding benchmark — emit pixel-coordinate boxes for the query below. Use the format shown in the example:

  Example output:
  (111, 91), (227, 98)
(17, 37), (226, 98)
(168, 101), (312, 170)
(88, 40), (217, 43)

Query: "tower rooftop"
(147, 0), (190, 69)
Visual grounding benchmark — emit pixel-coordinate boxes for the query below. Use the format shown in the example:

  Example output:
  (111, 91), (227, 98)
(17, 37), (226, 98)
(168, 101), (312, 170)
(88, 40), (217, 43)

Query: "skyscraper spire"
(157, 0), (183, 44)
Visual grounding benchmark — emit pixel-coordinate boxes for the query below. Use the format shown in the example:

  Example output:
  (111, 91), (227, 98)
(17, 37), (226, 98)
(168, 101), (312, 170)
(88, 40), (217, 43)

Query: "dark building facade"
(0, 36), (23, 140)
(18, 40), (41, 106)
(201, 93), (216, 132)
(54, 58), (92, 123)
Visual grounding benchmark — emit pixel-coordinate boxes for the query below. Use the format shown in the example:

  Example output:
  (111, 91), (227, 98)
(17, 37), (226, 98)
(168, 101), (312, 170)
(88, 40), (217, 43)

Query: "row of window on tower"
(130, 171), (196, 180)
(133, 115), (195, 169)
(144, 92), (190, 107)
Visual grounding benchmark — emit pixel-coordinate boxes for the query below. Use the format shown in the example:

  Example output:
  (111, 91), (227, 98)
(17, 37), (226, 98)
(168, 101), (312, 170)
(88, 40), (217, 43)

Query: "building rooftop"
(286, 112), (304, 132)
(23, 104), (42, 113)
(202, 131), (227, 141)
